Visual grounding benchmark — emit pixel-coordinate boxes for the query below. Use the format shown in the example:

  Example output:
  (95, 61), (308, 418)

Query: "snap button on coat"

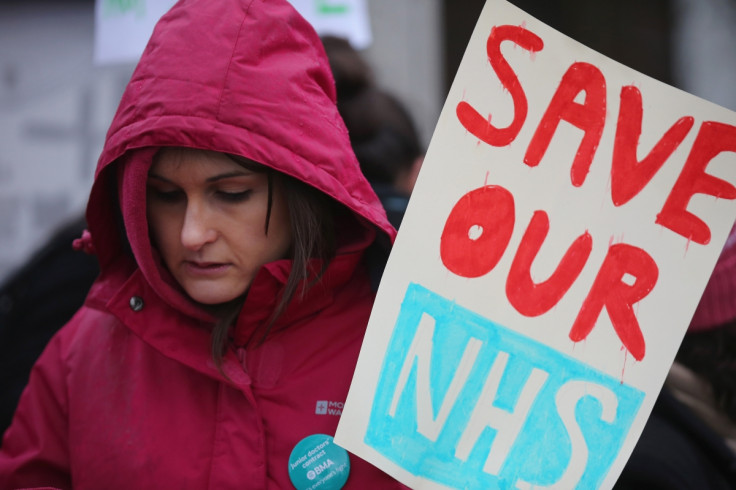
(129, 296), (144, 312)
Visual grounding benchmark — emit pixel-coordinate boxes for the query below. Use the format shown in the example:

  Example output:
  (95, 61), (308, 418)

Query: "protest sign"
(334, 0), (736, 488)
(93, 0), (371, 65)
(289, 0), (372, 49)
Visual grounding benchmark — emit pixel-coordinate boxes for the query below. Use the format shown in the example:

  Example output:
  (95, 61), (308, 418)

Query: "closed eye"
(216, 190), (252, 203)
(149, 188), (185, 203)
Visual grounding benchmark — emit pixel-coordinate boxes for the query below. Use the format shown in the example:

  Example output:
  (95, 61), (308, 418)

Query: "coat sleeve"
(0, 330), (72, 489)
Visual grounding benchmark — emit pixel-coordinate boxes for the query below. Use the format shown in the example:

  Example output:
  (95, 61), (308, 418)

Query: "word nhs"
(366, 283), (643, 489)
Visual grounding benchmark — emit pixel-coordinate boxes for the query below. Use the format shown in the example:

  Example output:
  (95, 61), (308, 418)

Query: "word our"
(440, 186), (657, 361)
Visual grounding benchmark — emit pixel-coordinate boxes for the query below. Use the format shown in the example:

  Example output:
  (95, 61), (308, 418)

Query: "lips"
(184, 260), (231, 276)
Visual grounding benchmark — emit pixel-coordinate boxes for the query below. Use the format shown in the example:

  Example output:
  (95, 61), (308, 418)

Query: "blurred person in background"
(0, 214), (98, 435)
(616, 224), (736, 489)
(322, 35), (425, 229)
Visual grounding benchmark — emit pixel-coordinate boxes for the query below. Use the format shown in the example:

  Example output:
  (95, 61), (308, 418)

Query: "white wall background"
(0, 2), (133, 281)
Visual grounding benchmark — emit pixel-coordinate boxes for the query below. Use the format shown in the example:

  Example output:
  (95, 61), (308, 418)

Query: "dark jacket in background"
(0, 215), (98, 434)
(615, 387), (736, 489)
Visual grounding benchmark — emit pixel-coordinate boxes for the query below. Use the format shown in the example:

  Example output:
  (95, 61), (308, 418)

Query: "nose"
(180, 200), (218, 251)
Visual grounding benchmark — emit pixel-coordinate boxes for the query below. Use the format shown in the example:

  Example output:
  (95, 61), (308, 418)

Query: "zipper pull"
(236, 346), (248, 372)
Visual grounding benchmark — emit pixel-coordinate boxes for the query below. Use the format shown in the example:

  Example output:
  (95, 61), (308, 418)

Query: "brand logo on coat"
(316, 400), (344, 416)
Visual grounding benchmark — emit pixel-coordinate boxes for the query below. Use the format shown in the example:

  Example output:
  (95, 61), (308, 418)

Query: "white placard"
(335, 1), (736, 488)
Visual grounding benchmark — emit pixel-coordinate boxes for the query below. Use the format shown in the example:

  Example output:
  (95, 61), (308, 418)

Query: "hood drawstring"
(72, 229), (95, 255)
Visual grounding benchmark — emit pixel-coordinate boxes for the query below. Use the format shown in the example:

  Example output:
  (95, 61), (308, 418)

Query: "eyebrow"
(205, 171), (252, 183)
(147, 170), (253, 184)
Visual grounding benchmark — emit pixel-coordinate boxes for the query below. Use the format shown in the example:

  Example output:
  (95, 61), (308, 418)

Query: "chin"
(186, 287), (245, 307)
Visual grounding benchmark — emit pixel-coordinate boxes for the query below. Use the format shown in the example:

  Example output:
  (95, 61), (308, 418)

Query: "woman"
(0, 0), (402, 488)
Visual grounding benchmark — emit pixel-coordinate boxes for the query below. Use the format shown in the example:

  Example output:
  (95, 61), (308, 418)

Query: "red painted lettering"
(524, 62), (606, 187)
(507, 211), (593, 316)
(569, 244), (659, 361)
(456, 25), (544, 147)
(611, 86), (694, 206)
(440, 186), (515, 278)
(656, 121), (736, 244)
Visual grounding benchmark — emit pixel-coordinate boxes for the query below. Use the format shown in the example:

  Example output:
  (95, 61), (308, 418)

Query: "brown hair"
(209, 159), (336, 366)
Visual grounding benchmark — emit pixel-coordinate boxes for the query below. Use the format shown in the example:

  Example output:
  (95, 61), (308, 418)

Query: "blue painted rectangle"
(365, 282), (644, 489)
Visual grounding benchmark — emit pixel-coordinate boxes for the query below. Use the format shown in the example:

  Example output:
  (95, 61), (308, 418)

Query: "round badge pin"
(288, 434), (350, 490)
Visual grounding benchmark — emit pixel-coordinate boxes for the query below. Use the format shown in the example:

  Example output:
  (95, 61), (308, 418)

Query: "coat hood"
(82, 0), (395, 320)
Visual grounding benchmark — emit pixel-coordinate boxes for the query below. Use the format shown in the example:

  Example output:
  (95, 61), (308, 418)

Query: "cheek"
(273, 218), (294, 258)
(147, 210), (181, 256)
(269, 199), (294, 258)
(231, 211), (292, 264)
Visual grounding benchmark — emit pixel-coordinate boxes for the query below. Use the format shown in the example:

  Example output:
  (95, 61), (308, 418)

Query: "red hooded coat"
(0, 0), (402, 488)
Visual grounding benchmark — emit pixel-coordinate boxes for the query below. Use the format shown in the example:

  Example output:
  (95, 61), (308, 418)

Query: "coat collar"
(232, 223), (374, 346)
(90, 218), (375, 384)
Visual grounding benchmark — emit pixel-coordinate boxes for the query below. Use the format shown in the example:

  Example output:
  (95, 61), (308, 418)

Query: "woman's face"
(147, 148), (293, 305)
